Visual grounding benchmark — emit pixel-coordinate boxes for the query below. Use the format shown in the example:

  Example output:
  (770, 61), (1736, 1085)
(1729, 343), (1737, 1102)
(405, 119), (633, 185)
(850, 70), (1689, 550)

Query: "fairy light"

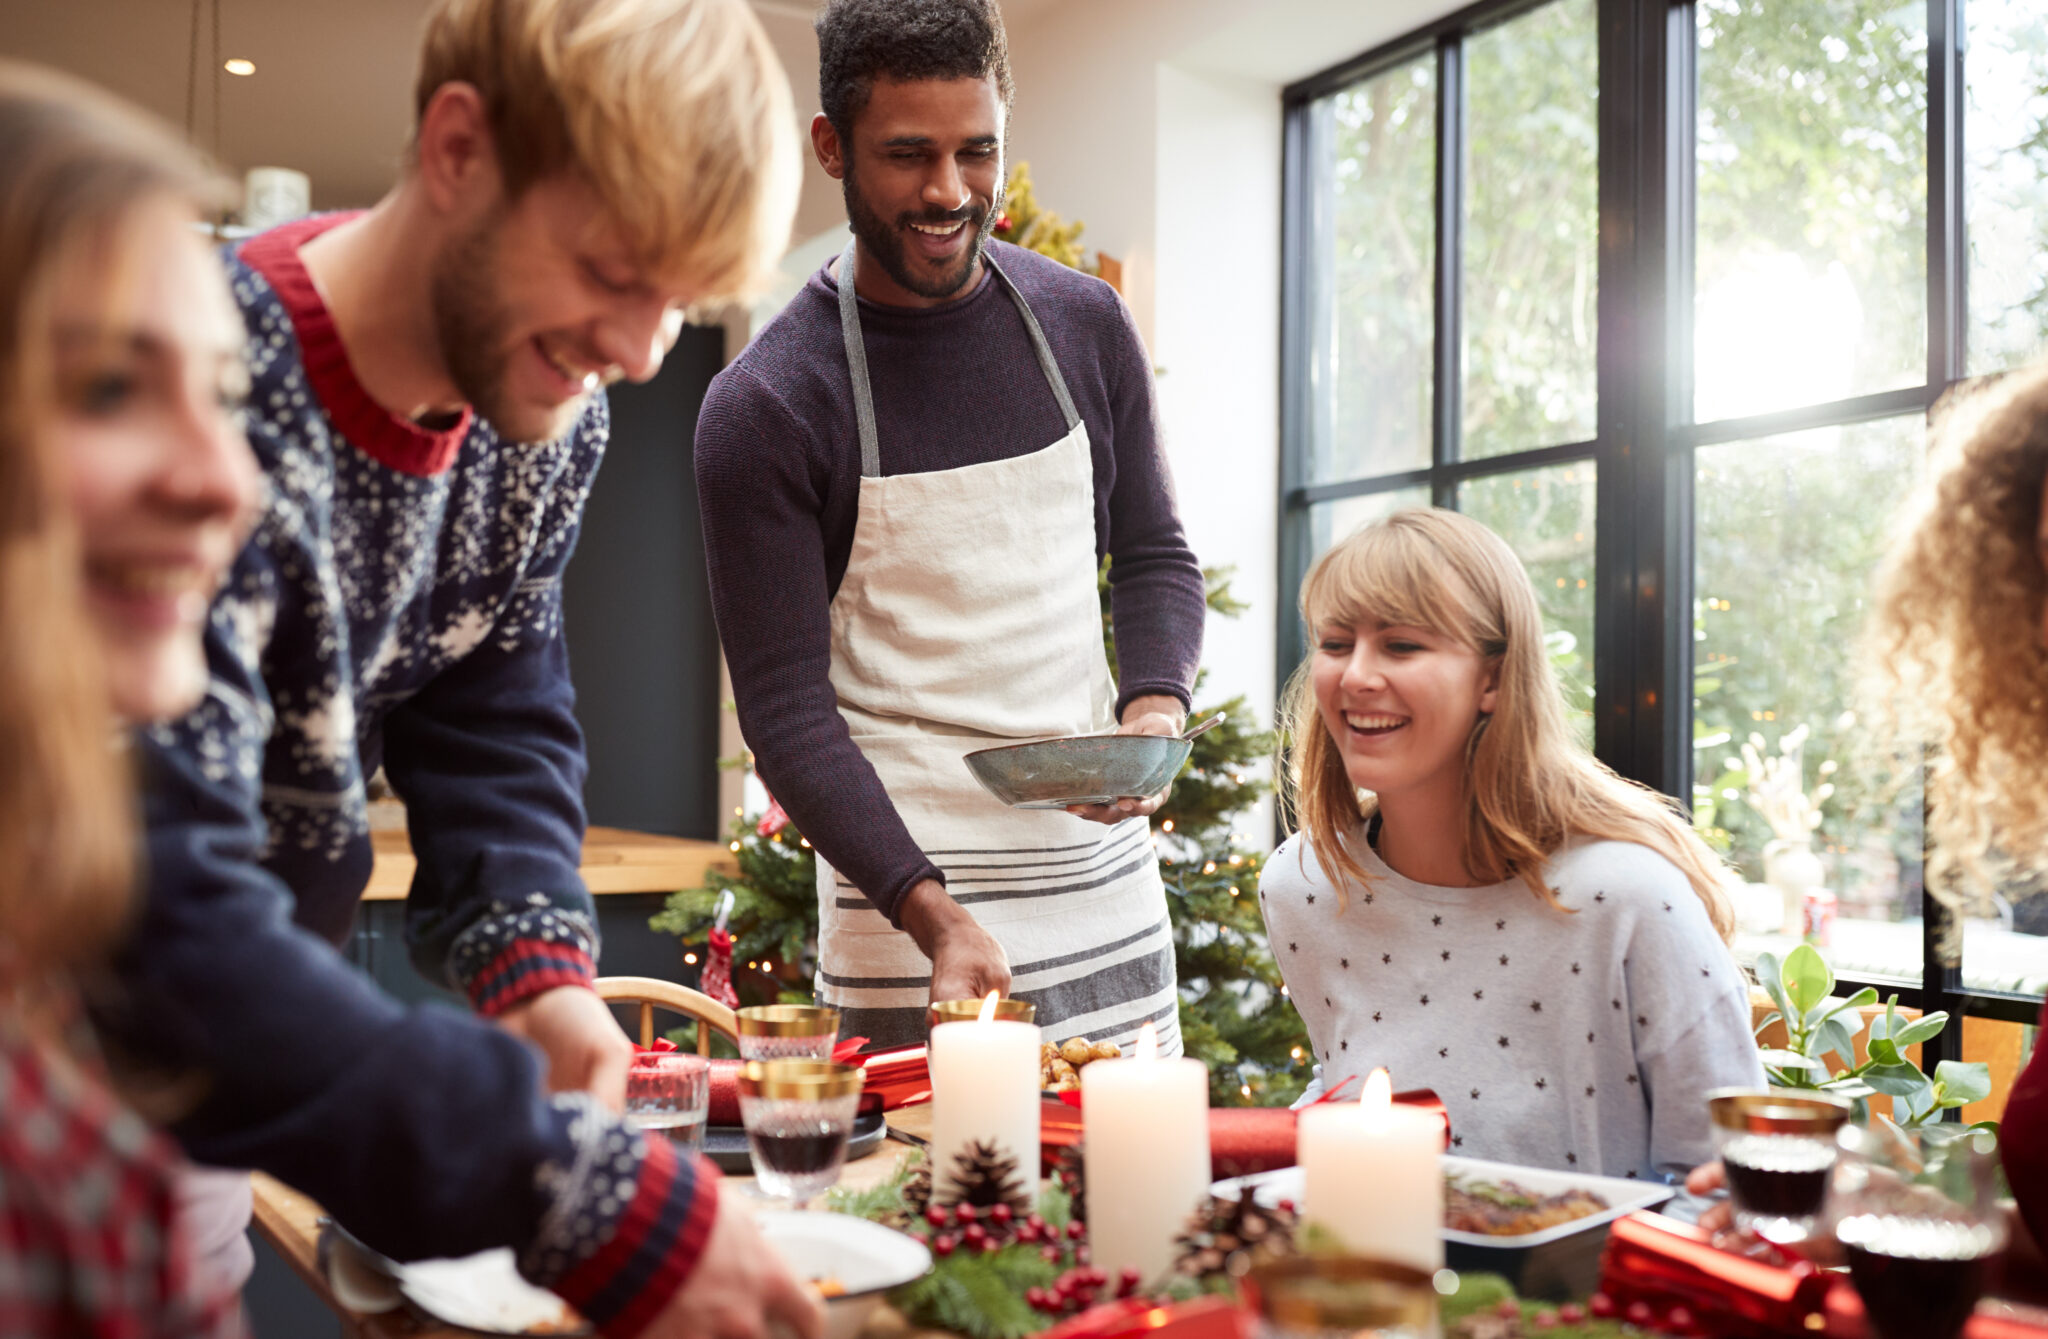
(684, 953), (698, 965)
(729, 840), (741, 852)
(1161, 820), (1174, 833)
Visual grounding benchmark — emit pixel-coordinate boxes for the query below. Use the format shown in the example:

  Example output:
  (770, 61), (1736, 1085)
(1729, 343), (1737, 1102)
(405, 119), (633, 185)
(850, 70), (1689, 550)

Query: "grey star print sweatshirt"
(1260, 831), (1764, 1182)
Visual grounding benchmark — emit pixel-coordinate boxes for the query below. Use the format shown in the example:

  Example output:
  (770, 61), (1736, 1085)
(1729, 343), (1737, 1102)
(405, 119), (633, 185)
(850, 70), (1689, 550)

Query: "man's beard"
(843, 160), (1004, 302)
(429, 211), (578, 444)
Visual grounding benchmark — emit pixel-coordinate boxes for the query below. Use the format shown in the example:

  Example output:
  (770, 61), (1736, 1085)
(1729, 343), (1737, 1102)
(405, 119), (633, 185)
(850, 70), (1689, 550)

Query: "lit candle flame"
(1135, 1021), (1157, 1062)
(1360, 1066), (1392, 1113)
(976, 990), (1000, 1024)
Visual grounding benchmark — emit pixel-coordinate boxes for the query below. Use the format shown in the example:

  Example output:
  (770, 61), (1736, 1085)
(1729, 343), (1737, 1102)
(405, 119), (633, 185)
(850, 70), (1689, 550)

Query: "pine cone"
(1170, 1187), (1300, 1283)
(901, 1162), (933, 1218)
(940, 1139), (1032, 1216)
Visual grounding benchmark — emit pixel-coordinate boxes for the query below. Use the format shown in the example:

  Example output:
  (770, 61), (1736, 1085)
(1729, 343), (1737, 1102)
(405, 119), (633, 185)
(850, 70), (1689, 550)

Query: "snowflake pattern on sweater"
(118, 216), (717, 1332)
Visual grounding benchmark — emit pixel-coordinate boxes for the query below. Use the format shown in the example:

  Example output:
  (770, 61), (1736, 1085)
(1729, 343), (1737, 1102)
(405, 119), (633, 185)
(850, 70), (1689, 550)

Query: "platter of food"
(1211, 1154), (1674, 1299)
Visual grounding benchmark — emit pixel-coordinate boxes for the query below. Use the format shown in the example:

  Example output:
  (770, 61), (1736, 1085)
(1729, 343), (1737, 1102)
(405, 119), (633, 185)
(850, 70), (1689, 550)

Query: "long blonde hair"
(1278, 508), (1734, 938)
(0, 62), (231, 985)
(1866, 358), (2048, 937)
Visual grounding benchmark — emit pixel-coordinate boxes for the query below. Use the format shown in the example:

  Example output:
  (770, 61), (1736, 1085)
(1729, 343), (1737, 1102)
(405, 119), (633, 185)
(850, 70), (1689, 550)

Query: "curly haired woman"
(1862, 360), (2048, 1284)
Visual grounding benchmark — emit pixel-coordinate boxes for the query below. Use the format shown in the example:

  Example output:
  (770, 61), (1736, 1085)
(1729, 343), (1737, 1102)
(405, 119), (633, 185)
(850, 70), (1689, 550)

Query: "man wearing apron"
(696, 0), (1207, 1051)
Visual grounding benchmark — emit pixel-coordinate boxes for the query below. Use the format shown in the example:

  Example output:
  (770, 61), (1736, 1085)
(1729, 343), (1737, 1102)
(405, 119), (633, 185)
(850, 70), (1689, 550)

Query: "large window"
(1282, 0), (2048, 1036)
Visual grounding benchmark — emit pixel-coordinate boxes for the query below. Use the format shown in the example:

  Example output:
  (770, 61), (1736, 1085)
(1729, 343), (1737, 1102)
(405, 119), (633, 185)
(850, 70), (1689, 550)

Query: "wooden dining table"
(249, 1104), (939, 1339)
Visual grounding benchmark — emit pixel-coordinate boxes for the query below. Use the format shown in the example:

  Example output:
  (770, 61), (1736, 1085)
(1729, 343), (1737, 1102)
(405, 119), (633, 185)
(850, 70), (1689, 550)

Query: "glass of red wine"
(1831, 1122), (2007, 1339)
(1708, 1089), (1852, 1243)
(737, 1059), (865, 1207)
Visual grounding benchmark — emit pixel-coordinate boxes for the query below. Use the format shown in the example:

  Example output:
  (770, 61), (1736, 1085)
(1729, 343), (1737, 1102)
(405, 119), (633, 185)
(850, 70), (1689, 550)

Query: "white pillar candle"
(1298, 1068), (1443, 1272)
(929, 993), (1042, 1202)
(1081, 1022), (1212, 1285)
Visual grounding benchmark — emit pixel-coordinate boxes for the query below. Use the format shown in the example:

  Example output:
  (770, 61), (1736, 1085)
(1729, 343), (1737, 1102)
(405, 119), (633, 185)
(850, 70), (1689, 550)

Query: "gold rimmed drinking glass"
(1707, 1088), (1851, 1243)
(736, 1004), (840, 1063)
(737, 1059), (865, 1207)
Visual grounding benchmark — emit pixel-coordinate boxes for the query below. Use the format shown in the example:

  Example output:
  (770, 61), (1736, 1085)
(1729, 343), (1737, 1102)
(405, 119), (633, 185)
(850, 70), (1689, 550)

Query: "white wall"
(996, 0), (1465, 774)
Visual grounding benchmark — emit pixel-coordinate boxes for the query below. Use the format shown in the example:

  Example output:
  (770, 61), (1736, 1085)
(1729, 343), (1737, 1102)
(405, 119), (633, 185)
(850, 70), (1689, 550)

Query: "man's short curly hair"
(815, 0), (1013, 141)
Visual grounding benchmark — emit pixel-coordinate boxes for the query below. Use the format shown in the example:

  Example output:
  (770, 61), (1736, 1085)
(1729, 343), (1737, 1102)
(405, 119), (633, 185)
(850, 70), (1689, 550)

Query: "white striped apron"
(813, 238), (1180, 1054)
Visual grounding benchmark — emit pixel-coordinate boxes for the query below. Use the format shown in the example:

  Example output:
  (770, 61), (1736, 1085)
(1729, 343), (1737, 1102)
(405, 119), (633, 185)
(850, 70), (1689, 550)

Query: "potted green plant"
(1752, 943), (1996, 1133)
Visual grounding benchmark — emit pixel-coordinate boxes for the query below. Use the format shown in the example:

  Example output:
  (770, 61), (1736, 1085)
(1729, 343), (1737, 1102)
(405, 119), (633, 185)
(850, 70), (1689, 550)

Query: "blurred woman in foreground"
(0, 59), (257, 1334)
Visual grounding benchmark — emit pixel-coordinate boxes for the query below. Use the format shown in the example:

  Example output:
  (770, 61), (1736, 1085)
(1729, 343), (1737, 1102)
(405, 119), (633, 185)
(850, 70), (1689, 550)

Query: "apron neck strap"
(836, 236), (1084, 480)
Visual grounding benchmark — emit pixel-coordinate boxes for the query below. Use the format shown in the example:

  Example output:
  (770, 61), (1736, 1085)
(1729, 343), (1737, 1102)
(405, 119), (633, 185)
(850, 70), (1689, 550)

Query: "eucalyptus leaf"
(1753, 1012), (1784, 1038)
(1893, 1013), (1950, 1050)
(1934, 1060), (1992, 1107)
(1818, 1078), (1876, 1101)
(1816, 1015), (1859, 1070)
(1866, 1036), (1905, 1068)
(1823, 987), (1879, 1019)
(1759, 1048), (1825, 1071)
(1754, 951), (1792, 1020)
(1783, 944), (1832, 1016)
(1861, 1062), (1931, 1098)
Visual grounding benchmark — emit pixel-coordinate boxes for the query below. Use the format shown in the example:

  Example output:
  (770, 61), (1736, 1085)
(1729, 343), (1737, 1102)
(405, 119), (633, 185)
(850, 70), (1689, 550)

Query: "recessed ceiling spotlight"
(223, 58), (255, 76)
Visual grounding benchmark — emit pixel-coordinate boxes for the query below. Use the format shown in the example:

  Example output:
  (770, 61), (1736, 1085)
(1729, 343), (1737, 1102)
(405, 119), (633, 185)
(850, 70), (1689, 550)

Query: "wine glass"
(736, 1004), (840, 1063)
(624, 1053), (710, 1155)
(1707, 1088), (1851, 1243)
(736, 1060), (864, 1208)
(1831, 1122), (2008, 1339)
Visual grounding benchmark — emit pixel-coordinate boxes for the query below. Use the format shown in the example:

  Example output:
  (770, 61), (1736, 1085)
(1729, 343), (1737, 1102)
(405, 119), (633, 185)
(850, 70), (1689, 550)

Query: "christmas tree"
(653, 168), (1311, 1104)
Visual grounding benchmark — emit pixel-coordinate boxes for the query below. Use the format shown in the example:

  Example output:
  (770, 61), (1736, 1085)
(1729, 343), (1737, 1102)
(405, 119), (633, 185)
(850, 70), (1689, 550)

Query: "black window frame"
(1279, 0), (2044, 1055)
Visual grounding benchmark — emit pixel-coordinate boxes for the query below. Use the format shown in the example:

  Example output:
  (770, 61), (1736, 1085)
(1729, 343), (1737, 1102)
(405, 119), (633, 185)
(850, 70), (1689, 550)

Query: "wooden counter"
(362, 826), (736, 901)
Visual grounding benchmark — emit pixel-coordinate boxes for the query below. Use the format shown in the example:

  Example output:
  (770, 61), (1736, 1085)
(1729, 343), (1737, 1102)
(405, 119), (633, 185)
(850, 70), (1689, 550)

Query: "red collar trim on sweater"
(239, 214), (472, 478)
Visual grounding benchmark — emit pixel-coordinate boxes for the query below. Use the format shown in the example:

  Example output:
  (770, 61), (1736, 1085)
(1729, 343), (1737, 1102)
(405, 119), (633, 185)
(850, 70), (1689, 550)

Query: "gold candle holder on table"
(736, 1004), (840, 1063)
(1242, 1257), (1438, 1339)
(927, 997), (1036, 1031)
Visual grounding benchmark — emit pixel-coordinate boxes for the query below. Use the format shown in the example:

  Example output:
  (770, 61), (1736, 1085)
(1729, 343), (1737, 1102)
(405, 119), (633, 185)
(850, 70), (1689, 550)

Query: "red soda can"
(1802, 888), (1837, 948)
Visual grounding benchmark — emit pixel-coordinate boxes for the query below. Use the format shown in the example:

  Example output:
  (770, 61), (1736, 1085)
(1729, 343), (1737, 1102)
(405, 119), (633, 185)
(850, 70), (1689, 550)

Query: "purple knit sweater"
(694, 240), (1206, 924)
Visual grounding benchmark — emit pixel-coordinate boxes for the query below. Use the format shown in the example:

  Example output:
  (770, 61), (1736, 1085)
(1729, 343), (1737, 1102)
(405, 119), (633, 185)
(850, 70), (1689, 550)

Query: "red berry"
(1496, 1300), (1521, 1319)
(954, 1203), (977, 1225)
(1557, 1303), (1585, 1324)
(1067, 1219), (1086, 1240)
(924, 1206), (949, 1227)
(963, 1223), (987, 1247)
(1015, 1223), (1038, 1244)
(1026, 1288), (1048, 1311)
(932, 1234), (956, 1258)
(1276, 1198), (1297, 1213)
(990, 1203), (1014, 1225)
(1117, 1267), (1141, 1298)
(1042, 1245), (1062, 1263)
(1075, 1245), (1090, 1265)
(1026, 1214), (1046, 1232)
(1589, 1293), (1617, 1319)
(1666, 1305), (1698, 1334)
(1532, 1310), (1558, 1331)
(1626, 1300), (1655, 1326)
(980, 1235), (1000, 1254)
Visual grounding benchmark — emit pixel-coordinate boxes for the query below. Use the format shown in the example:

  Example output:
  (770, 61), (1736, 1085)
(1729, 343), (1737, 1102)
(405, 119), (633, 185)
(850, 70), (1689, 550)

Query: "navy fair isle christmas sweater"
(110, 214), (712, 1334)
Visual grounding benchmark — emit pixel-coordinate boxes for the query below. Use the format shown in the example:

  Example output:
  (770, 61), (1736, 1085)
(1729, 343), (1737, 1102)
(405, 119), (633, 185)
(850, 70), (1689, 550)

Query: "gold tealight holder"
(1242, 1257), (1438, 1338)
(927, 997), (1037, 1031)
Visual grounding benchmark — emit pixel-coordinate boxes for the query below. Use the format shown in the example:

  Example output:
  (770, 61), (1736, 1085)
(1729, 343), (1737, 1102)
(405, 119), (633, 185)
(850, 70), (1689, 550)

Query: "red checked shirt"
(0, 1027), (242, 1339)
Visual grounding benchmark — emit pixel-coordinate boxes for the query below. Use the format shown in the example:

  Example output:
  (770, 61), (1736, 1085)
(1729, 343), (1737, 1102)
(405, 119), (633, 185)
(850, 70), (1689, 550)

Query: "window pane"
(1462, 0), (1599, 458)
(1693, 417), (1925, 982)
(1965, 0), (2048, 376)
(1306, 57), (1437, 483)
(1307, 488), (1431, 559)
(1456, 463), (1596, 743)
(1694, 0), (1927, 425)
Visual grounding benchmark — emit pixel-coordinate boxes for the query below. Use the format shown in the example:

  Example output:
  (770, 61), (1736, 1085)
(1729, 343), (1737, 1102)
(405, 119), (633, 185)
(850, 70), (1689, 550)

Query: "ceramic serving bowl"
(962, 733), (1192, 809)
(755, 1211), (933, 1339)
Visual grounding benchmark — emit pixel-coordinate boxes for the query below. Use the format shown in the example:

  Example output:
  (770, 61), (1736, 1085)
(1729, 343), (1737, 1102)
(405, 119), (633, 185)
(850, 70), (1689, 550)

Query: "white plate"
(394, 1248), (586, 1335)
(755, 1211), (934, 1339)
(1212, 1153), (1674, 1249)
